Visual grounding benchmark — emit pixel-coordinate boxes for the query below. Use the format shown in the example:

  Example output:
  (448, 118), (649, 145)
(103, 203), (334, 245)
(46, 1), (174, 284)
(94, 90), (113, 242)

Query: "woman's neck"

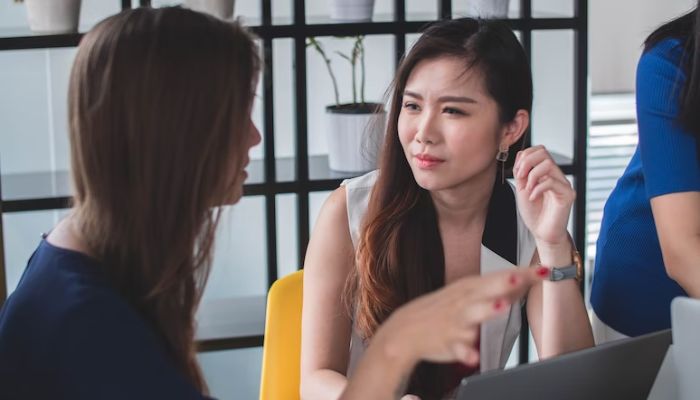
(45, 211), (94, 258)
(430, 168), (496, 231)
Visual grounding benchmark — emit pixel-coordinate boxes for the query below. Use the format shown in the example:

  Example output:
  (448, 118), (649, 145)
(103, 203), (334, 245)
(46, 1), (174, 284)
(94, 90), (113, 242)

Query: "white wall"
(590, 0), (696, 93)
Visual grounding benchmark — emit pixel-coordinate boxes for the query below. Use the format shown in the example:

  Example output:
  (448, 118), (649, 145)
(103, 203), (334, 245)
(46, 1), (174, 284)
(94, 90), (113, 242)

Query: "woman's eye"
(443, 107), (465, 115)
(403, 102), (419, 111)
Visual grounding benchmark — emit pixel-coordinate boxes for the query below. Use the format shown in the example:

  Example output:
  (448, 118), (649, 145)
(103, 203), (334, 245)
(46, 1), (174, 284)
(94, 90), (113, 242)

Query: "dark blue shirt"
(591, 38), (700, 336)
(0, 239), (208, 399)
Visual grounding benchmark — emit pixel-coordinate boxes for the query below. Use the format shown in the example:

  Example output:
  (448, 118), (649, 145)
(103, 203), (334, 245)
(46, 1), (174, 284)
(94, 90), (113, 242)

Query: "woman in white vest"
(301, 18), (593, 400)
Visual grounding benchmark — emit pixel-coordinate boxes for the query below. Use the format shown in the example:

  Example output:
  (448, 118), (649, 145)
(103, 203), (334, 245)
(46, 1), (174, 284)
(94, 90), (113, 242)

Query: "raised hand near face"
(512, 145), (575, 247)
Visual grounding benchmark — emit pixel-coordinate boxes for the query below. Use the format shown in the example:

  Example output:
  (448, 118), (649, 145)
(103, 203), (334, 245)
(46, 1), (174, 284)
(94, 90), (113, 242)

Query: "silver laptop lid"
(672, 296), (700, 400)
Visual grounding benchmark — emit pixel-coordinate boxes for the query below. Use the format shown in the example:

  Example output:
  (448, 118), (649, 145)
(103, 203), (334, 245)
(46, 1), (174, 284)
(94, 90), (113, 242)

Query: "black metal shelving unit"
(0, 0), (588, 360)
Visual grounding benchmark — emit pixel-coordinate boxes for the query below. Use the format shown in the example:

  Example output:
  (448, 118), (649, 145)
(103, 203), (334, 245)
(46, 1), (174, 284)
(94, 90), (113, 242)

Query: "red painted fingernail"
(536, 266), (550, 277)
(494, 299), (505, 310)
(509, 274), (519, 286)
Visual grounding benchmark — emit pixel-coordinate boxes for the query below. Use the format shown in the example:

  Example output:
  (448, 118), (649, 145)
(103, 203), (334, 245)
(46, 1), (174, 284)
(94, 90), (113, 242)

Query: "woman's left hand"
(512, 145), (574, 246)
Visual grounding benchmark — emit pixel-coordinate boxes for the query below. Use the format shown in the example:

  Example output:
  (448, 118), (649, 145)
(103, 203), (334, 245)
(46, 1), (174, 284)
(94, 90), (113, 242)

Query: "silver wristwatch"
(548, 250), (583, 283)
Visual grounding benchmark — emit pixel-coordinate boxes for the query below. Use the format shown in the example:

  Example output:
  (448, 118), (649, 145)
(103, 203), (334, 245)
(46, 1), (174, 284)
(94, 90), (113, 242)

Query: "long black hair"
(645, 4), (700, 155)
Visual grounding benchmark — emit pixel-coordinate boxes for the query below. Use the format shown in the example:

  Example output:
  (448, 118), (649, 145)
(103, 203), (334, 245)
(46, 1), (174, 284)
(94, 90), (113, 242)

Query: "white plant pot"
(465, 0), (510, 18)
(326, 105), (385, 173)
(330, 0), (376, 22)
(25, 0), (81, 34)
(184, 0), (235, 20)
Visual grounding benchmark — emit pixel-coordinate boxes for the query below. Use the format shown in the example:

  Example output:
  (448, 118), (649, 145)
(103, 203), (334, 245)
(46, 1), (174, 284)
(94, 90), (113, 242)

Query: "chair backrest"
(259, 269), (304, 400)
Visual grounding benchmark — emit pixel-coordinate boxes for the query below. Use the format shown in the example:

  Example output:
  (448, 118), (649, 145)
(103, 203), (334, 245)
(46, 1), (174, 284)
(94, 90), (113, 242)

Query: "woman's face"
(398, 56), (505, 192)
(229, 104), (262, 204)
(226, 77), (262, 204)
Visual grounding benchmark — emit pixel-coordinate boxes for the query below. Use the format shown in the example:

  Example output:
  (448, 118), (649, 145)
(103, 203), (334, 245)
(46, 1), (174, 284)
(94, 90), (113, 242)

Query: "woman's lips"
(415, 154), (445, 169)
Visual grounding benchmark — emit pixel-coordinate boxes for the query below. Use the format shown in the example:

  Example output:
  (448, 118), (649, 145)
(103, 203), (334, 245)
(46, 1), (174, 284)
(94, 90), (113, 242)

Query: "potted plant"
(183, 0), (235, 20)
(14, 0), (82, 34)
(330, 0), (375, 22)
(307, 36), (385, 173)
(464, 0), (510, 18)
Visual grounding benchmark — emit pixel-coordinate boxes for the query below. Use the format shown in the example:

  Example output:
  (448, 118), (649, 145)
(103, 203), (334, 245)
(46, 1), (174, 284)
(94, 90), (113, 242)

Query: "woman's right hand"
(340, 267), (548, 400)
(372, 266), (548, 369)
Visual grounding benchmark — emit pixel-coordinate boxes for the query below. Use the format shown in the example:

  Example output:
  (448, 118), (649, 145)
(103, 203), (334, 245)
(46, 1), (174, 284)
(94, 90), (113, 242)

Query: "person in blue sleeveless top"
(0, 7), (552, 400)
(590, 5), (700, 341)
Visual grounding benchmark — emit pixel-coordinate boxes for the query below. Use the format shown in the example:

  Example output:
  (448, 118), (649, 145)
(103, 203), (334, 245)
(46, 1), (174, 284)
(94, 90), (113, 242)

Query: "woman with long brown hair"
(0, 7), (261, 399)
(0, 7), (551, 400)
(302, 18), (593, 400)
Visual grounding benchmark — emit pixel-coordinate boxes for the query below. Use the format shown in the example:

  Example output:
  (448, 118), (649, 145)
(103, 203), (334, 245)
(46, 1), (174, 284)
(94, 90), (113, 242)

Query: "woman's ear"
(501, 109), (530, 147)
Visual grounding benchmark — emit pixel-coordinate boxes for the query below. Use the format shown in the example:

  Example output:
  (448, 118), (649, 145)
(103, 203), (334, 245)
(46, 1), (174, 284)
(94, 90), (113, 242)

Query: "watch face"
(551, 268), (567, 281)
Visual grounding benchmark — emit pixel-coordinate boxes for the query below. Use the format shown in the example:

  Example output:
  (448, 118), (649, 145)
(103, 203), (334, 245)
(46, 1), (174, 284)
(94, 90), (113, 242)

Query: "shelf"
(0, 26), (85, 50)
(0, 155), (361, 212)
(0, 170), (72, 212)
(195, 295), (266, 352)
(0, 16), (581, 51)
(247, 154), (362, 184)
(1, 153), (573, 212)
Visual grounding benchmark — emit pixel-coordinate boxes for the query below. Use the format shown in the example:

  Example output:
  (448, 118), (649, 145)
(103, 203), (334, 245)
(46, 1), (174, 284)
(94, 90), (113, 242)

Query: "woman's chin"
(412, 174), (445, 192)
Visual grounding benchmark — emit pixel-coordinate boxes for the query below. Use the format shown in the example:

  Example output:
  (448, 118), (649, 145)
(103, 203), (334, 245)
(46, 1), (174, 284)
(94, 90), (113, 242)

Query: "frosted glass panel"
(531, 30), (574, 159)
(204, 197), (267, 301)
(273, 38), (295, 177)
(0, 2), (26, 29)
(0, 48), (76, 174)
(234, 0), (262, 23)
(0, 0), (121, 31)
(276, 194), (298, 277)
(198, 347), (262, 400)
(533, 0), (574, 18)
(406, 0), (437, 20)
(2, 209), (69, 295)
(272, 0), (292, 25)
(406, 33), (421, 53)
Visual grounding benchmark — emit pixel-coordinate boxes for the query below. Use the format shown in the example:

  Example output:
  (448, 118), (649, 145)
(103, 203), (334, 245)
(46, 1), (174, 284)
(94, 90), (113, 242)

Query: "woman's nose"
(414, 113), (439, 145)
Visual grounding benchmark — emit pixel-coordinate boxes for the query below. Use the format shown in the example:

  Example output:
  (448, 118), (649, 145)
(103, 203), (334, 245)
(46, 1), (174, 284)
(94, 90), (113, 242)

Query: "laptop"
(671, 296), (700, 400)
(457, 329), (672, 400)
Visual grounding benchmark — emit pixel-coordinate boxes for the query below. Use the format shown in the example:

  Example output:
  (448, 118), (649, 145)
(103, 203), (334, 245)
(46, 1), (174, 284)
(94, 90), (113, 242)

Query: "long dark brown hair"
(345, 18), (532, 398)
(68, 7), (260, 391)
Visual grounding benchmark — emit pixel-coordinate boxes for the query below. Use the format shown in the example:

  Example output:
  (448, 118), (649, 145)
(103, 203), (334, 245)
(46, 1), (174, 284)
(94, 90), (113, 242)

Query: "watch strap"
(549, 264), (578, 281)
(547, 250), (583, 282)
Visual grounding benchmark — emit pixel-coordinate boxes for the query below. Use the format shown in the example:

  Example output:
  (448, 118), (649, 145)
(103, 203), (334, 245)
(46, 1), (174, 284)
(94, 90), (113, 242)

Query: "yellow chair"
(259, 270), (303, 400)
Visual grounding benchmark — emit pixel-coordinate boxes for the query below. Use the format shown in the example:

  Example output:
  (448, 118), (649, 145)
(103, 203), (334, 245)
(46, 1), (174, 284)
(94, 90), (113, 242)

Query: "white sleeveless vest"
(342, 170), (537, 377)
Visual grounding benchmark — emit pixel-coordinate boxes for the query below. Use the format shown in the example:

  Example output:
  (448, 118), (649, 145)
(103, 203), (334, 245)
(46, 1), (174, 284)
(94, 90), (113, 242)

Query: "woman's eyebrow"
(402, 90), (477, 104)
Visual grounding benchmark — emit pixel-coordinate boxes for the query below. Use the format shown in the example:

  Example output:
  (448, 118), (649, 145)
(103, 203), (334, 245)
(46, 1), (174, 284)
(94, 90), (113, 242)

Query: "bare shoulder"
(319, 186), (349, 225)
(305, 186), (354, 276)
